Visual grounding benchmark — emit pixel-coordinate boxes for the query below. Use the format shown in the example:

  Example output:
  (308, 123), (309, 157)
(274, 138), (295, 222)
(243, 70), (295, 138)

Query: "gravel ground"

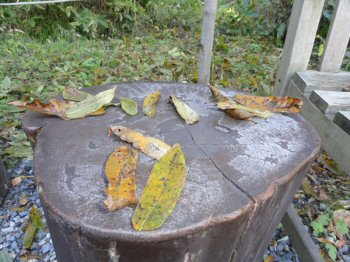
(0, 159), (299, 262)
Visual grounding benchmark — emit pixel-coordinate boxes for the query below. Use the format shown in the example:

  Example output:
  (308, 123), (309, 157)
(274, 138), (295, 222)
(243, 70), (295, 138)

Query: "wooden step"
(334, 111), (350, 135)
(310, 90), (350, 113)
(292, 70), (350, 93)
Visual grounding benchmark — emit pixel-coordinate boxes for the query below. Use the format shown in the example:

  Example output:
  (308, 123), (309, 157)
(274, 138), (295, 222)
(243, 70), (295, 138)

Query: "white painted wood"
(310, 90), (350, 113)
(334, 111), (350, 135)
(292, 70), (350, 92)
(319, 0), (350, 72)
(273, 0), (325, 96)
(286, 79), (350, 175)
(199, 0), (218, 84)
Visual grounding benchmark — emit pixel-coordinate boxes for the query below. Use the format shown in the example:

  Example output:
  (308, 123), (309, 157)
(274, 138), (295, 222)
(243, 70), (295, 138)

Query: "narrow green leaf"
(132, 144), (187, 231)
(0, 251), (13, 262)
(120, 97), (138, 116)
(325, 243), (337, 261)
(23, 207), (42, 249)
(62, 87), (92, 102)
(170, 96), (199, 124)
(65, 88), (116, 119)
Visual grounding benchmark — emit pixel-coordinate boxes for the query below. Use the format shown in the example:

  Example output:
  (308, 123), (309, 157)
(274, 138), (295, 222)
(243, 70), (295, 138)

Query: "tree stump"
(22, 82), (320, 262)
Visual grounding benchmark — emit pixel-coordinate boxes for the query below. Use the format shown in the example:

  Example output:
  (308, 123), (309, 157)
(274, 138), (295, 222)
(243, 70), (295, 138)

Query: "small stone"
(39, 238), (47, 246)
(28, 259), (39, 262)
(11, 242), (17, 250)
(277, 244), (284, 252)
(19, 210), (29, 217)
(1, 227), (14, 233)
(319, 203), (327, 211)
(42, 243), (51, 254)
(342, 244), (349, 253)
(343, 255), (350, 262)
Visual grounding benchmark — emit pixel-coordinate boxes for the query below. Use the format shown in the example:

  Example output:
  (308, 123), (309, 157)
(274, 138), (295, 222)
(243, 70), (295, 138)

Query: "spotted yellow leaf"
(143, 90), (160, 117)
(132, 144), (186, 231)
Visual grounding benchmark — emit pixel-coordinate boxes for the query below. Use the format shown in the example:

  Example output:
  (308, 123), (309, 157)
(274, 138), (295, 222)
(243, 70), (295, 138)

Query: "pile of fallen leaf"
(10, 84), (303, 231)
(295, 153), (350, 261)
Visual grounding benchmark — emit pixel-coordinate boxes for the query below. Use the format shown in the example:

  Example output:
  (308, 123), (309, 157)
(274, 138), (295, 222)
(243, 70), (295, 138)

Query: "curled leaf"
(109, 126), (171, 160)
(66, 88), (116, 119)
(169, 96), (199, 124)
(208, 84), (255, 120)
(217, 101), (272, 119)
(89, 107), (106, 116)
(103, 147), (138, 211)
(62, 87), (92, 102)
(132, 144), (187, 231)
(143, 90), (161, 117)
(9, 99), (73, 119)
(23, 206), (42, 249)
(120, 97), (138, 116)
(233, 94), (302, 113)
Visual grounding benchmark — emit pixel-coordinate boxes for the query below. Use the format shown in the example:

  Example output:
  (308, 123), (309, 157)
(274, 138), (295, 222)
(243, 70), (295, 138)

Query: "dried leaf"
(264, 256), (274, 262)
(132, 144), (186, 231)
(23, 207), (42, 249)
(208, 84), (255, 120)
(217, 101), (272, 119)
(66, 87), (116, 119)
(169, 96), (199, 124)
(9, 99), (73, 119)
(233, 94), (302, 113)
(109, 126), (171, 160)
(333, 209), (350, 227)
(120, 97), (138, 116)
(103, 147), (138, 211)
(0, 251), (13, 262)
(12, 176), (23, 187)
(19, 194), (29, 206)
(62, 87), (92, 102)
(143, 90), (160, 117)
(10, 206), (27, 212)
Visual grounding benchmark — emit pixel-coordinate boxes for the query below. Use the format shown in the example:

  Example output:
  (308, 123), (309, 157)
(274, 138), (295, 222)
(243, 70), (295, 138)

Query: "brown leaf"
(264, 256), (274, 262)
(335, 239), (346, 249)
(12, 177), (23, 187)
(208, 84), (255, 120)
(103, 147), (138, 211)
(217, 101), (272, 119)
(233, 94), (302, 113)
(109, 126), (171, 160)
(333, 209), (350, 227)
(9, 99), (73, 119)
(19, 194), (29, 206)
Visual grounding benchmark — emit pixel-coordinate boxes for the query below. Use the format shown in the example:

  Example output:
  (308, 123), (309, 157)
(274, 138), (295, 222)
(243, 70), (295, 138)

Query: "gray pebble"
(319, 203), (327, 210)
(11, 242), (17, 250)
(42, 243), (51, 254)
(344, 255), (350, 262)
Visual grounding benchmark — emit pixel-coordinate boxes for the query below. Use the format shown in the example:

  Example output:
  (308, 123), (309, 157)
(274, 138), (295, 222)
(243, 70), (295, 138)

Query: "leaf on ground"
(143, 90), (160, 117)
(264, 256), (274, 262)
(217, 101), (272, 119)
(325, 243), (337, 261)
(132, 144), (187, 231)
(208, 84), (255, 120)
(12, 176), (23, 187)
(9, 99), (73, 119)
(62, 87), (92, 102)
(169, 96), (199, 124)
(335, 219), (349, 236)
(19, 194), (29, 206)
(103, 146), (139, 211)
(109, 126), (171, 160)
(233, 94), (303, 113)
(333, 209), (350, 227)
(0, 251), (13, 262)
(10, 206), (27, 212)
(23, 206), (42, 249)
(65, 87), (116, 119)
(120, 97), (138, 116)
(88, 107), (106, 116)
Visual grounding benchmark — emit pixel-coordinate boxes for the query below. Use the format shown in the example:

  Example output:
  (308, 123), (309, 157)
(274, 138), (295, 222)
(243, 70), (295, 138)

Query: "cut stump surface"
(22, 82), (320, 262)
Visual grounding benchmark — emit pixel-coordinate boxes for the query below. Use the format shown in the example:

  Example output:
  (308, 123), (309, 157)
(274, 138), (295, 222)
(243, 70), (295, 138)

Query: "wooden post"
(319, 0), (350, 73)
(0, 157), (8, 203)
(198, 0), (218, 84)
(273, 0), (325, 96)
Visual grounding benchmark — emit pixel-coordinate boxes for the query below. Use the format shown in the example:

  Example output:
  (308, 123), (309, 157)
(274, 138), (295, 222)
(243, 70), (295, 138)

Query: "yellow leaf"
(234, 94), (302, 113)
(89, 107), (106, 116)
(143, 90), (161, 117)
(169, 96), (199, 124)
(103, 147), (138, 211)
(132, 144), (187, 231)
(109, 126), (171, 160)
(264, 256), (274, 262)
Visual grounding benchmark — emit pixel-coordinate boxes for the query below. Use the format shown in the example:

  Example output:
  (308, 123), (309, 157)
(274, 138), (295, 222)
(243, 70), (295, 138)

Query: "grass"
(0, 31), (280, 165)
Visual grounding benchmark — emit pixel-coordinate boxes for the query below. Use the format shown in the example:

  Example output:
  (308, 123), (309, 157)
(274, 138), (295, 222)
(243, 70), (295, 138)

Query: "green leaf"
(65, 87), (116, 119)
(120, 97), (138, 116)
(0, 251), (13, 262)
(62, 87), (92, 102)
(170, 96), (199, 124)
(143, 90), (160, 117)
(335, 219), (349, 235)
(325, 243), (337, 261)
(310, 221), (325, 236)
(132, 144), (187, 231)
(23, 207), (42, 249)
